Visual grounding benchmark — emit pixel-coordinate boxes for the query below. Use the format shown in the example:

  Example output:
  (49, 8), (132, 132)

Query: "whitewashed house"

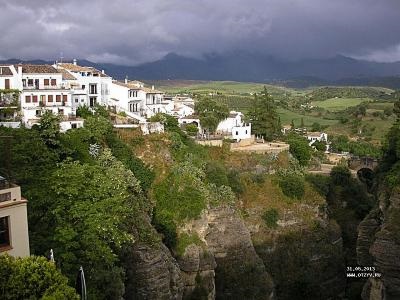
(178, 115), (202, 132)
(216, 111), (251, 141)
(54, 60), (112, 107)
(17, 64), (84, 129)
(0, 65), (20, 90)
(109, 79), (166, 122)
(307, 132), (328, 145)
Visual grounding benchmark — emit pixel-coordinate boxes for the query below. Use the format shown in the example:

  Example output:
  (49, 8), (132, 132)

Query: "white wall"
(231, 124), (252, 141)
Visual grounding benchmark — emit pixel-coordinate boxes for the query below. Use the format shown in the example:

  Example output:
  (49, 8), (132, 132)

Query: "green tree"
(311, 122), (322, 132)
(38, 110), (61, 148)
(150, 113), (181, 132)
(0, 255), (78, 300)
(185, 123), (199, 136)
(249, 87), (281, 141)
(195, 97), (229, 134)
(286, 134), (312, 166)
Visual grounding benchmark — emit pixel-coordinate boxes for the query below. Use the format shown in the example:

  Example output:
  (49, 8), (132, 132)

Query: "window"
(35, 110), (41, 116)
(25, 95), (31, 103)
(32, 95), (38, 103)
(62, 95), (68, 102)
(71, 123), (77, 129)
(22, 79), (27, 87)
(58, 109), (64, 115)
(0, 216), (10, 249)
(245, 130), (248, 134)
(236, 131), (239, 135)
(40, 95), (46, 103)
(75, 98), (79, 103)
(27, 79), (33, 86)
(56, 95), (61, 102)
(44, 79), (50, 86)
(82, 85), (85, 89)
(89, 84), (97, 94)
(51, 79), (56, 86)
(0, 192), (11, 203)
(48, 95), (53, 102)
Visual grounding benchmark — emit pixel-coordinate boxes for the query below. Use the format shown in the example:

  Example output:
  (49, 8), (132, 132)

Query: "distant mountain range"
(2, 52), (400, 88)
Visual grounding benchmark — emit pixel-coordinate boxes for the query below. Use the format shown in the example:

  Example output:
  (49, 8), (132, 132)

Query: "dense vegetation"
(0, 255), (78, 300)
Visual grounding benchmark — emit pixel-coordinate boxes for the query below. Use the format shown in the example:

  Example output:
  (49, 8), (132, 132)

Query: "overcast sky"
(0, 0), (399, 65)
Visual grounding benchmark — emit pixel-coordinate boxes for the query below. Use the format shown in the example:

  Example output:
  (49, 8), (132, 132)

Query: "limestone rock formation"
(177, 244), (216, 299)
(185, 207), (275, 300)
(361, 191), (400, 300)
(125, 243), (184, 300)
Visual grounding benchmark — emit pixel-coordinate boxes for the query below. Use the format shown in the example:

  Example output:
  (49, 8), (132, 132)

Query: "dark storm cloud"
(0, 0), (399, 64)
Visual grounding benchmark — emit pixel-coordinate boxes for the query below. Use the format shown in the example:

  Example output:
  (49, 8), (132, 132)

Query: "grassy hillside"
(311, 98), (370, 112)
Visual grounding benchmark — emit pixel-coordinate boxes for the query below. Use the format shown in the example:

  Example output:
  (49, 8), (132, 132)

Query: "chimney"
(152, 85), (154, 90)
(101, 70), (105, 74)
(18, 64), (22, 75)
(125, 76), (128, 84)
(73, 59), (77, 65)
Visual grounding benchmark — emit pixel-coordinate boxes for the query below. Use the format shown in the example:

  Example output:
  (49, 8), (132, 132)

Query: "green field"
(152, 80), (293, 95)
(311, 97), (370, 111)
(277, 108), (339, 127)
(150, 80), (395, 143)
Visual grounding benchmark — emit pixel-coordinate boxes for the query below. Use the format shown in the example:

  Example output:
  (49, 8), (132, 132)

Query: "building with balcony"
(0, 176), (30, 258)
(54, 60), (112, 107)
(109, 79), (166, 122)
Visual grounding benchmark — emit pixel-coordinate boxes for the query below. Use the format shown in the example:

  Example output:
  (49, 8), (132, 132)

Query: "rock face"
(360, 191), (400, 300)
(185, 207), (275, 300)
(254, 221), (345, 300)
(124, 243), (184, 300)
(177, 245), (216, 299)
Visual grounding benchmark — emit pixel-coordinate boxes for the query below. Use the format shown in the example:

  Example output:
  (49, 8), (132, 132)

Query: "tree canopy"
(195, 97), (229, 134)
(0, 255), (78, 300)
(249, 87), (281, 141)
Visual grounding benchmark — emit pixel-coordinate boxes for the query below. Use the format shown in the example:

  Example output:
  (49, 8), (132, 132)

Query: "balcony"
(23, 84), (66, 91)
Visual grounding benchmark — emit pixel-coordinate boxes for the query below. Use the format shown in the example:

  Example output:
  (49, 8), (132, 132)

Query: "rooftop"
(0, 66), (13, 76)
(56, 63), (110, 77)
(18, 64), (59, 74)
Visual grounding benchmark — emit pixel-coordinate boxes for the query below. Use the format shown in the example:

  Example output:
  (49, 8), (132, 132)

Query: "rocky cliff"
(124, 243), (184, 300)
(184, 207), (275, 300)
(359, 190), (400, 300)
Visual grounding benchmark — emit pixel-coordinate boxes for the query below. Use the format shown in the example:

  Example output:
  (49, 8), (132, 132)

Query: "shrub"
(0, 255), (78, 300)
(279, 174), (305, 199)
(286, 134), (312, 166)
(262, 208), (279, 228)
(330, 165), (351, 186)
(185, 124), (199, 136)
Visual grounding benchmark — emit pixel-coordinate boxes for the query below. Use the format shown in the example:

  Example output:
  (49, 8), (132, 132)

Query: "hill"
(2, 52), (400, 88)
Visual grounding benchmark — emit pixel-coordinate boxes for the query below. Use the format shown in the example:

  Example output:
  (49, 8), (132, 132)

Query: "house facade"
(0, 176), (30, 258)
(216, 111), (252, 141)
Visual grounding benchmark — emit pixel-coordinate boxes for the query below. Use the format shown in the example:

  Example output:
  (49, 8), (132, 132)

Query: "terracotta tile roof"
(18, 64), (59, 74)
(0, 66), (13, 76)
(57, 63), (110, 77)
(58, 69), (76, 80)
(113, 81), (164, 93)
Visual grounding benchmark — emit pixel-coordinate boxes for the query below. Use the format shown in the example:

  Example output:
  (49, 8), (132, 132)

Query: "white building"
(216, 111), (251, 141)
(17, 64), (84, 129)
(109, 79), (166, 122)
(54, 60), (112, 107)
(0, 176), (30, 258)
(307, 132), (328, 146)
(178, 115), (201, 132)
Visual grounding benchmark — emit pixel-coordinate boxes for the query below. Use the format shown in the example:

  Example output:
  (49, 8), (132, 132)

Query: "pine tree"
(249, 87), (281, 141)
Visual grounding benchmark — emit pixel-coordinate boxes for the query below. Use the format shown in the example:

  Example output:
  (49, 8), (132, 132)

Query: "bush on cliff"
(279, 174), (305, 199)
